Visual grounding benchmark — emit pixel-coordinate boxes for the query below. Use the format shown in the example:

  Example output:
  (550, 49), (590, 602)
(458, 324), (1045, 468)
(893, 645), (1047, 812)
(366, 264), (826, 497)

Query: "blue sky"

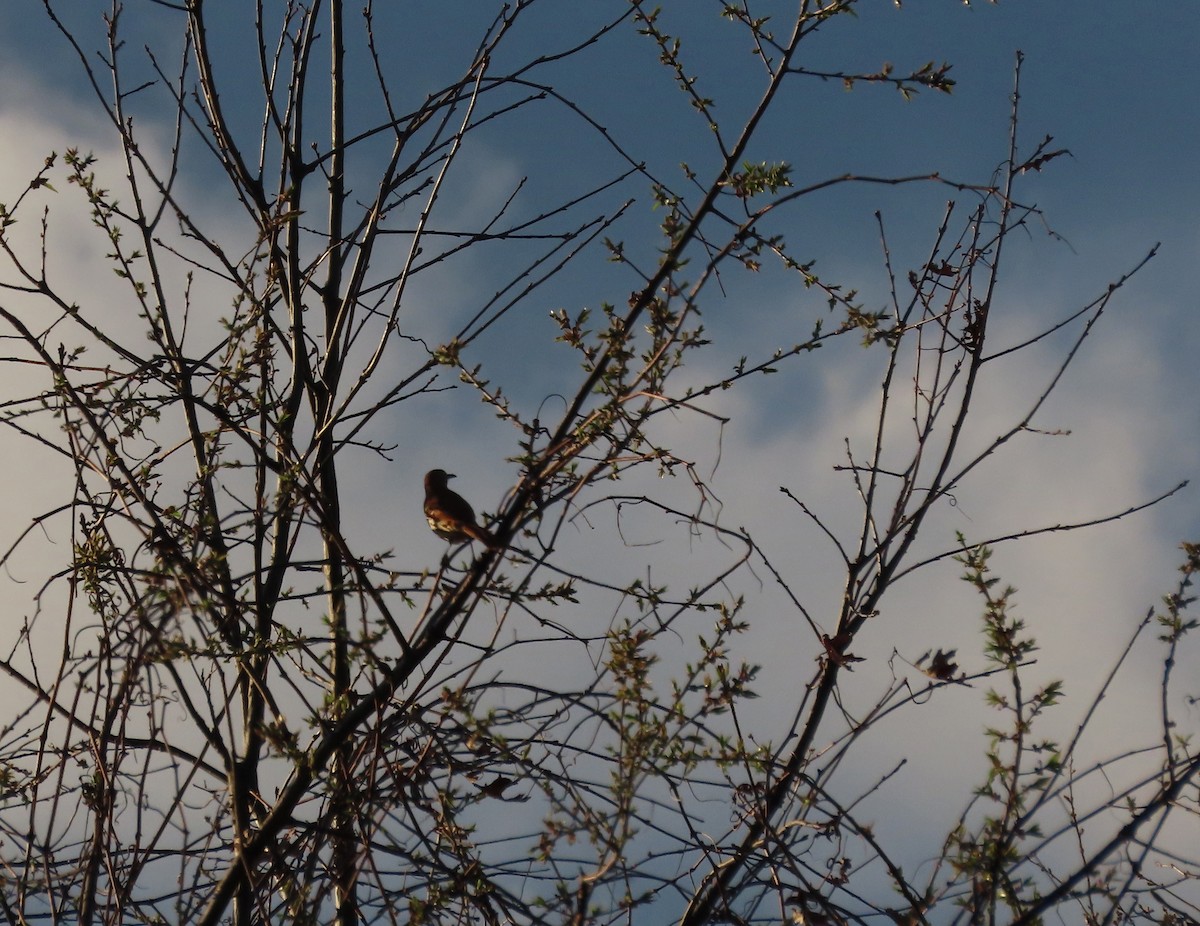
(0, 0), (1198, 916)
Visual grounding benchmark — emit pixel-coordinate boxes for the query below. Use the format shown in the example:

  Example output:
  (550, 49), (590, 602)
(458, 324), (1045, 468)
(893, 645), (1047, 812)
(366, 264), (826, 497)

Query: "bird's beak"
(447, 473), (457, 480)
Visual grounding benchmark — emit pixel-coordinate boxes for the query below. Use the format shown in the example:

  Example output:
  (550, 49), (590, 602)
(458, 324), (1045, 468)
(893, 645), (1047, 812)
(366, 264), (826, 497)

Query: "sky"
(0, 0), (1198, 917)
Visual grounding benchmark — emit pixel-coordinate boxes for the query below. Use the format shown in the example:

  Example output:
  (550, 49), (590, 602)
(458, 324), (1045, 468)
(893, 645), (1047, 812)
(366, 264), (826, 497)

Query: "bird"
(423, 469), (500, 549)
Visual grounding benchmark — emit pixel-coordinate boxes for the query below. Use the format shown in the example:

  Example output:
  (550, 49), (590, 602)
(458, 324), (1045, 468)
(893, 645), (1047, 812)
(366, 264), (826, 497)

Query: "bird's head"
(425, 469), (455, 491)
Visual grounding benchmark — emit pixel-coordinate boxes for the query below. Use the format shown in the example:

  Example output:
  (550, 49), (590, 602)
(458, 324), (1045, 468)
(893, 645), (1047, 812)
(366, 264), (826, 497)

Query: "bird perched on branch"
(423, 469), (499, 549)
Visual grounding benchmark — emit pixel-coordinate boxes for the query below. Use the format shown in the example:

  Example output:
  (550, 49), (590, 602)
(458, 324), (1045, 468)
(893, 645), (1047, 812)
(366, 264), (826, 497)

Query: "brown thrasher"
(423, 469), (499, 549)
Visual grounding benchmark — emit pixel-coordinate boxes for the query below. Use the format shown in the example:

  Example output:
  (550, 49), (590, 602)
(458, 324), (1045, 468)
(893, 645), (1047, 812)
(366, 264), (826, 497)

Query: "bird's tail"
(465, 522), (500, 549)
